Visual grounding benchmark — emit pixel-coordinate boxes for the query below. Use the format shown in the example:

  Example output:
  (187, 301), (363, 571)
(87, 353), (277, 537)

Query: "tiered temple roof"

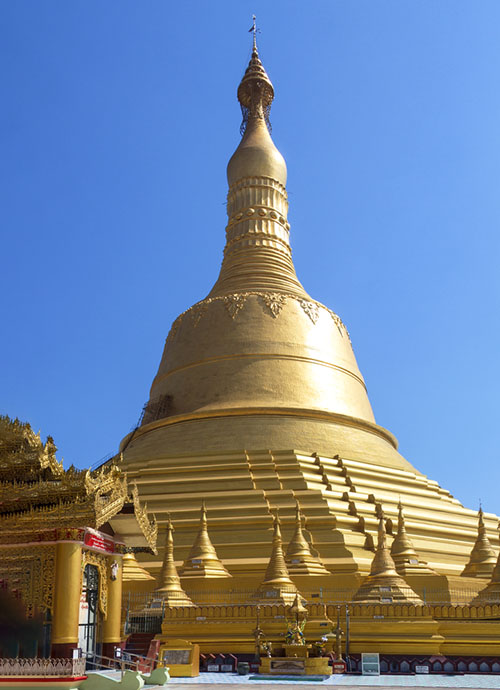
(0, 415), (157, 551)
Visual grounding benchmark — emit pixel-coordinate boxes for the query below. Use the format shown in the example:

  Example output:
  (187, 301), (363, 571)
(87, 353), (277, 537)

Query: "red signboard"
(332, 661), (346, 674)
(84, 530), (115, 553)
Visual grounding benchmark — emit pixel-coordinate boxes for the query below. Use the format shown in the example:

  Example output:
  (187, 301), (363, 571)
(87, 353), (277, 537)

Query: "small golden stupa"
(473, 531), (500, 604)
(155, 516), (194, 606)
(390, 501), (435, 576)
(178, 503), (231, 578)
(254, 511), (298, 605)
(461, 507), (497, 578)
(352, 518), (423, 604)
(285, 502), (329, 576)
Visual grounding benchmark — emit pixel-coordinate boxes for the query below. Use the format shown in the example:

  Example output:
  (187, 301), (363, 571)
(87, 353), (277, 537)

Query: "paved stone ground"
(93, 669), (500, 689)
(167, 674), (500, 688)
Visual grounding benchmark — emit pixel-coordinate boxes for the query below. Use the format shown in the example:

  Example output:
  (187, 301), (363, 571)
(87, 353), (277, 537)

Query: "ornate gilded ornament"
(190, 301), (209, 327)
(223, 293), (248, 319)
(258, 292), (287, 317)
(163, 292), (348, 339)
(131, 483), (158, 554)
(82, 550), (108, 618)
(0, 545), (56, 614)
(298, 299), (320, 324)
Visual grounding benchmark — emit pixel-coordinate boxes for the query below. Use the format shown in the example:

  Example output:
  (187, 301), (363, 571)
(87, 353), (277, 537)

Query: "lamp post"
(345, 605), (351, 672)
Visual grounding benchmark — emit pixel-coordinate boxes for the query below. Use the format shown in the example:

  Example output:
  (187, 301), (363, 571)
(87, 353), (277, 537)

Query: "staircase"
(125, 633), (155, 659)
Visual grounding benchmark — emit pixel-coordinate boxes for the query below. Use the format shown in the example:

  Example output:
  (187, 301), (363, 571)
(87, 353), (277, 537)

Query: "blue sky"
(2, 1), (499, 514)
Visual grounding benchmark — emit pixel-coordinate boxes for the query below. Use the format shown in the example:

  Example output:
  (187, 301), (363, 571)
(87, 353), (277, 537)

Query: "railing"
(123, 586), (492, 612)
(0, 658), (86, 677)
(85, 651), (157, 676)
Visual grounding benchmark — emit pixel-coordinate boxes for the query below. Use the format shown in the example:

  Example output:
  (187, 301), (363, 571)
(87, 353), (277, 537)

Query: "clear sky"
(2, 1), (499, 515)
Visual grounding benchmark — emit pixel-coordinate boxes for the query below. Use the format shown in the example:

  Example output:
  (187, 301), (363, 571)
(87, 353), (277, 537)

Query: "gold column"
(51, 541), (82, 657)
(102, 555), (123, 658)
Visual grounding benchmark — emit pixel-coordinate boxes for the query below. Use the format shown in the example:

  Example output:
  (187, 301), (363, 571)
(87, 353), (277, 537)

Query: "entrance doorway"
(78, 564), (102, 657)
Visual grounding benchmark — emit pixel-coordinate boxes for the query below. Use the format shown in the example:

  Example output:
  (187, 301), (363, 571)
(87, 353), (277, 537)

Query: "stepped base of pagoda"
(113, 447), (500, 582)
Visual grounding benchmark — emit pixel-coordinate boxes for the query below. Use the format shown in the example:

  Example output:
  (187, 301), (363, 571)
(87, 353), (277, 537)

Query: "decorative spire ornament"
(286, 502), (329, 575)
(208, 23), (307, 299)
(156, 516), (194, 606)
(391, 501), (434, 576)
(352, 518), (423, 604)
(179, 502), (231, 578)
(472, 526), (500, 603)
(253, 510), (299, 605)
(461, 506), (496, 578)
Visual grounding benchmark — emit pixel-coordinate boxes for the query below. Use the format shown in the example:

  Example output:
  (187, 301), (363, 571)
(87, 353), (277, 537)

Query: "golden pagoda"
(352, 518), (423, 604)
(390, 501), (435, 576)
(285, 502), (329, 576)
(461, 507), (497, 578)
(178, 503), (230, 578)
(155, 517), (194, 606)
(117, 33), (500, 656)
(473, 531), (500, 604)
(253, 511), (298, 605)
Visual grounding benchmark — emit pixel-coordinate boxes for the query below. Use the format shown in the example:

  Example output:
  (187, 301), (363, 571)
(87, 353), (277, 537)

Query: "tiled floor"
(92, 669), (500, 689)
(167, 673), (500, 688)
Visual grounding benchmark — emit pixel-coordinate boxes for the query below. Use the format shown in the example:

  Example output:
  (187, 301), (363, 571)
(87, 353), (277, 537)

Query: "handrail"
(85, 650), (158, 678)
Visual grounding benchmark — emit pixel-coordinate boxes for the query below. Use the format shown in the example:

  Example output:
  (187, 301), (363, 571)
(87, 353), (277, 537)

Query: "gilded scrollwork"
(298, 299), (320, 324)
(131, 483), (158, 555)
(86, 464), (129, 529)
(163, 291), (349, 339)
(190, 301), (208, 326)
(0, 545), (56, 614)
(258, 292), (287, 317)
(82, 550), (108, 618)
(223, 293), (247, 318)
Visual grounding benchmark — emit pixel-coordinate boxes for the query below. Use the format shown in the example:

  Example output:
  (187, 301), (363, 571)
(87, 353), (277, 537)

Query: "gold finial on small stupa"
(391, 501), (434, 576)
(352, 518), (423, 604)
(461, 506), (496, 578)
(179, 502), (231, 578)
(156, 516), (194, 606)
(286, 502), (329, 575)
(253, 509), (299, 605)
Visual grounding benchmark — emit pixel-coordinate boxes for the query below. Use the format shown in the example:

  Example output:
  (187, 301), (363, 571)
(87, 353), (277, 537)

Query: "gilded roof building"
(117, 39), (499, 601)
(0, 415), (157, 657)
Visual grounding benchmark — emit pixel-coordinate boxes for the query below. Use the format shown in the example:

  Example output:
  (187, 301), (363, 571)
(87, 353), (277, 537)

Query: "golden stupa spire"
(461, 506), (496, 578)
(254, 510), (299, 605)
(208, 23), (307, 299)
(179, 502), (231, 578)
(473, 525), (500, 603)
(155, 516), (194, 606)
(391, 501), (434, 576)
(122, 552), (155, 583)
(352, 518), (423, 604)
(286, 502), (329, 575)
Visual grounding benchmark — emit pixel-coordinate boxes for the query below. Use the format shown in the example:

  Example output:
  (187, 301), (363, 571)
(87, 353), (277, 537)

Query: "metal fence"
(122, 586), (497, 635)
(123, 586), (490, 609)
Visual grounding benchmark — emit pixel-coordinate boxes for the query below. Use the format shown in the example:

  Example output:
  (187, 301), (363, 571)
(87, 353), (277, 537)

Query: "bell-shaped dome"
(123, 41), (414, 472)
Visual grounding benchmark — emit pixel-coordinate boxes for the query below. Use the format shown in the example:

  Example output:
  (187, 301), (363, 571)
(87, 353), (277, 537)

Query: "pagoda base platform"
(155, 602), (500, 657)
